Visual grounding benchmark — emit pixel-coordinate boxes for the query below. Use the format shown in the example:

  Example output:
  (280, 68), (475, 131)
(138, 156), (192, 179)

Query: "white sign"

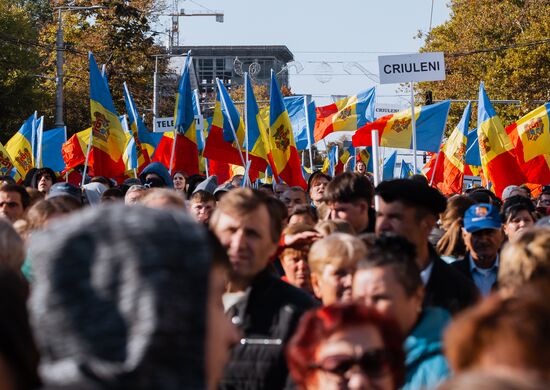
(374, 104), (402, 119)
(378, 52), (445, 84)
(153, 116), (204, 132)
(153, 117), (174, 133)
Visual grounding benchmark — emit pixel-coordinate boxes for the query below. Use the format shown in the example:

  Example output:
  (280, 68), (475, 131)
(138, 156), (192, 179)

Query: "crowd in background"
(1, 160), (550, 390)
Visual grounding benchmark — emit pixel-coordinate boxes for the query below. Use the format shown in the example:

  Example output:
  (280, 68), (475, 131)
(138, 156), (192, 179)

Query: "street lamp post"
(54, 6), (105, 128)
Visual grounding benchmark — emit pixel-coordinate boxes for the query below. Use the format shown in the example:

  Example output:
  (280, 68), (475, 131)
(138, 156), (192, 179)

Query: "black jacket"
(424, 246), (479, 315)
(221, 268), (319, 390)
(451, 253), (499, 292)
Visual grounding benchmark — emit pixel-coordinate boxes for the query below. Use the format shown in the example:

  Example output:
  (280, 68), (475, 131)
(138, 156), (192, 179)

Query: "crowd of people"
(1, 161), (550, 390)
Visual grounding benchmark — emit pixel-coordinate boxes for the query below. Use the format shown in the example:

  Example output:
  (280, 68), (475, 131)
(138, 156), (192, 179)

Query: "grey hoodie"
(29, 204), (211, 389)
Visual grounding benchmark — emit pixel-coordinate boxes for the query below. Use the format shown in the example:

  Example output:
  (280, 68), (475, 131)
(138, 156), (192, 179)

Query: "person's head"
(0, 266), (41, 389)
(355, 160), (367, 174)
(29, 204), (212, 388)
(31, 167), (57, 194)
(501, 196), (536, 242)
(324, 173), (374, 234)
(498, 228), (550, 296)
(0, 218), (25, 272)
(462, 204), (504, 265)
(436, 195), (475, 258)
(502, 185), (529, 201)
(308, 233), (367, 305)
(281, 187), (309, 214)
(0, 176), (16, 186)
(139, 188), (186, 210)
(352, 235), (423, 335)
(124, 185), (147, 205)
(139, 162), (174, 188)
(315, 219), (356, 237)
(535, 186), (550, 215)
(436, 371), (550, 390)
(444, 282), (550, 379)
(82, 182), (108, 206)
(280, 223), (316, 293)
(0, 184), (30, 223)
(47, 182), (83, 205)
(25, 199), (64, 232)
(230, 174), (244, 187)
(467, 188), (503, 209)
(287, 303), (405, 390)
(375, 179), (446, 267)
(308, 171), (331, 205)
(258, 183), (274, 196)
(189, 190), (217, 225)
(172, 171), (187, 192)
(289, 205), (319, 226)
(90, 175), (113, 188)
(209, 188), (284, 289)
(100, 188), (124, 203)
(274, 182), (290, 200)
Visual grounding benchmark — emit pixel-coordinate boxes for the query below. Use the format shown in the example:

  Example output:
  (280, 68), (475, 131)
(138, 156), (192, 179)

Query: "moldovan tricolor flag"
(477, 82), (526, 197)
(62, 128), (91, 172)
(244, 73), (270, 171)
(123, 82), (154, 172)
(431, 102), (471, 195)
(5, 113), (36, 180)
(352, 101), (450, 153)
(268, 71), (307, 189)
(88, 52), (126, 178)
(505, 103), (550, 185)
(314, 88), (376, 142)
(0, 142), (15, 176)
(153, 52), (199, 175)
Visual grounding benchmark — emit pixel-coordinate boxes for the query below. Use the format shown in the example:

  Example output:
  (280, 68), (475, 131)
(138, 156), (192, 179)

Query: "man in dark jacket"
(139, 162), (173, 188)
(452, 203), (503, 296)
(211, 188), (318, 389)
(375, 179), (478, 314)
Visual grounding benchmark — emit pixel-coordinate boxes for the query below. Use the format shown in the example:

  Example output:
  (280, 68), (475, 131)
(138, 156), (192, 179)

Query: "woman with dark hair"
(501, 195), (537, 242)
(172, 170), (188, 194)
(29, 167), (57, 195)
(287, 303), (405, 390)
(436, 195), (475, 263)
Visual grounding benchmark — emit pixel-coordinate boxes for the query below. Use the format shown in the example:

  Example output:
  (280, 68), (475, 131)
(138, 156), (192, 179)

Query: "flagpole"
(81, 129), (93, 187)
(216, 78), (248, 184)
(244, 73), (250, 186)
(410, 82), (418, 173)
(31, 111), (37, 167)
(193, 88), (209, 178)
(304, 95), (314, 170)
(372, 130), (381, 211)
(36, 116), (44, 168)
(169, 129), (177, 175)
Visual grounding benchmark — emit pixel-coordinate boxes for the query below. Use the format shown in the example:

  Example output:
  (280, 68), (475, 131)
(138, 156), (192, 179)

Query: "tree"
(418, 0), (550, 130)
(0, 0), (45, 143)
(37, 0), (166, 134)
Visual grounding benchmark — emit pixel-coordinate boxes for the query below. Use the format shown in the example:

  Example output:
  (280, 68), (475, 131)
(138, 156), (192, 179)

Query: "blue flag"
(383, 151), (397, 180)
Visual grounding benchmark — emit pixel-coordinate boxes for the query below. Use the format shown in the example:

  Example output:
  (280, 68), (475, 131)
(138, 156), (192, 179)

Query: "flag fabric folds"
(284, 95), (316, 150)
(5, 113), (36, 179)
(382, 151), (397, 181)
(477, 82), (526, 197)
(62, 128), (92, 172)
(244, 73), (270, 170)
(505, 103), (550, 185)
(0, 142), (15, 176)
(41, 128), (67, 172)
(268, 71), (307, 189)
(431, 102), (472, 195)
(314, 88), (376, 142)
(352, 100), (450, 153)
(88, 52), (126, 178)
(400, 159), (413, 178)
(153, 52), (199, 175)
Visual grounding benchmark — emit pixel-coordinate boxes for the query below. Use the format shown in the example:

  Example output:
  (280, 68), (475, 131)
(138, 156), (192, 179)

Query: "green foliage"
(0, 0), (46, 143)
(418, 0), (550, 134)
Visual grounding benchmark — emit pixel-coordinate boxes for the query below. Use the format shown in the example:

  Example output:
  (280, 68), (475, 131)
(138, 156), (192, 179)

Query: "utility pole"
(54, 5), (105, 128)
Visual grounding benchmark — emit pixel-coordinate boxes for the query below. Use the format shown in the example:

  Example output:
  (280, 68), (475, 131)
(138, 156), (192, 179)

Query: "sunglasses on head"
(310, 348), (390, 378)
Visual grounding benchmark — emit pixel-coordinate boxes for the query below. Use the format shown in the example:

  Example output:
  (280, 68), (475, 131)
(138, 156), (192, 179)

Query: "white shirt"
(420, 261), (435, 286)
(469, 254), (499, 297)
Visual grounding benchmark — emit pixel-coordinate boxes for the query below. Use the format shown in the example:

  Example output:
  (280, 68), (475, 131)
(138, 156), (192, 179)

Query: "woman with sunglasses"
(352, 234), (451, 390)
(287, 303), (405, 390)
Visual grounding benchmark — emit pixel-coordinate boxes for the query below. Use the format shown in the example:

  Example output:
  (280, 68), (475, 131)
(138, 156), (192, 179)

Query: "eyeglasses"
(309, 349), (390, 379)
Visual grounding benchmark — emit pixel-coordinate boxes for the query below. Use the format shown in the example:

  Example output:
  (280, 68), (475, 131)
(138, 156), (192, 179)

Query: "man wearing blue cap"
(452, 203), (504, 296)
